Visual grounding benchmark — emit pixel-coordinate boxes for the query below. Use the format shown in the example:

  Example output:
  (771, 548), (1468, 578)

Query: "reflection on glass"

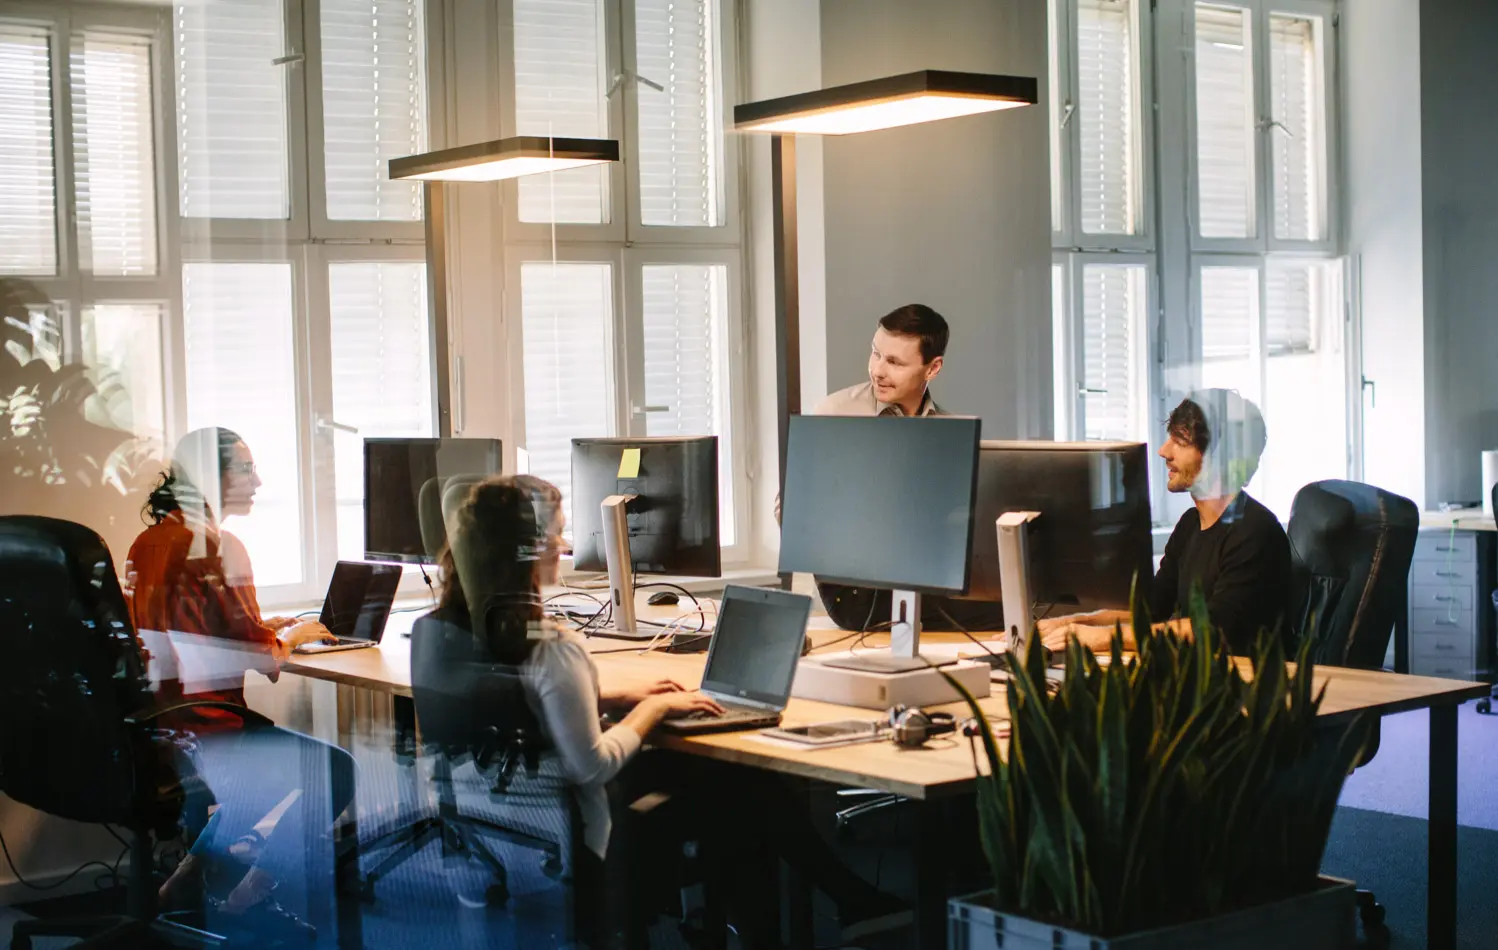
(81, 303), (167, 446)
(513, 0), (610, 224)
(183, 262), (303, 586)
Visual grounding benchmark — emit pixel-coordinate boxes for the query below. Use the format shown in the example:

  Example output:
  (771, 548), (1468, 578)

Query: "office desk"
(286, 608), (1487, 950)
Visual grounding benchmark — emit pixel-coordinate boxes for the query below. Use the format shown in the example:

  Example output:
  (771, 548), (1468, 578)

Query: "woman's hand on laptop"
(279, 621), (336, 651)
(603, 678), (686, 711)
(618, 690), (726, 741)
(264, 616), (299, 631)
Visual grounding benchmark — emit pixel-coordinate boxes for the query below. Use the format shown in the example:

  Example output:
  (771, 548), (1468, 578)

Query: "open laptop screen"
(699, 586), (811, 708)
(320, 561), (402, 641)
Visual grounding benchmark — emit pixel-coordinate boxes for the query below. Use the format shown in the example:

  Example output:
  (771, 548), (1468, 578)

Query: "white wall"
(817, 0), (1052, 438)
(1343, 0), (1425, 506)
(742, 0), (828, 564)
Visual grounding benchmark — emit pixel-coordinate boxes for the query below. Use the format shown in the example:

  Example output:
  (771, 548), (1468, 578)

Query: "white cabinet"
(1407, 530), (1489, 678)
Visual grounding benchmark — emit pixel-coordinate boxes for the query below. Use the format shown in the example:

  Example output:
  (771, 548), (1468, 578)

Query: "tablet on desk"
(762, 719), (889, 747)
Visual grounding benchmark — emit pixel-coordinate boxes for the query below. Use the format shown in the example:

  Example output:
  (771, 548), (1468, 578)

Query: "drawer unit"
(1409, 584), (1475, 612)
(1408, 556), (1481, 587)
(1404, 527), (1493, 680)
(1410, 658), (1473, 679)
(1414, 532), (1477, 563)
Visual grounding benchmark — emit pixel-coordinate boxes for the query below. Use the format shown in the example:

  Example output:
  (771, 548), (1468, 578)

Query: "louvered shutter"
(520, 261), (613, 528)
(1264, 262), (1313, 355)
(0, 24), (57, 275)
(512, 0), (609, 224)
(641, 263), (732, 543)
(1076, 0), (1138, 235)
(175, 0), (291, 220)
(329, 261), (432, 560)
(182, 261), (303, 585)
(72, 32), (158, 276)
(320, 0), (425, 222)
(1198, 265), (1260, 399)
(1194, 4), (1256, 239)
(634, 0), (721, 228)
(1268, 13), (1322, 241)
(1079, 263), (1146, 441)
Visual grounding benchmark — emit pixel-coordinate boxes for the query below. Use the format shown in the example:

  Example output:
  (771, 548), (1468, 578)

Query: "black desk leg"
(1428, 703), (1458, 950)
(785, 863), (814, 949)
(913, 800), (945, 950)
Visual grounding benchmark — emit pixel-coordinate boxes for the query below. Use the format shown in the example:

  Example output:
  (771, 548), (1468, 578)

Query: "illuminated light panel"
(734, 70), (1037, 136)
(389, 136), (619, 183)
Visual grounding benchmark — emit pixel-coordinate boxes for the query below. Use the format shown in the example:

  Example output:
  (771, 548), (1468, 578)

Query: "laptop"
(657, 585), (813, 736)
(293, 561), (404, 654)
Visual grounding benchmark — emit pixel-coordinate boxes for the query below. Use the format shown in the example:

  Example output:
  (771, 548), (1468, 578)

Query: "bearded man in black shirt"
(1039, 389), (1291, 656)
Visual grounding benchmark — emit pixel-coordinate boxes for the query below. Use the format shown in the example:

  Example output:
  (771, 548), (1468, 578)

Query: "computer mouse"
(647, 591), (680, 606)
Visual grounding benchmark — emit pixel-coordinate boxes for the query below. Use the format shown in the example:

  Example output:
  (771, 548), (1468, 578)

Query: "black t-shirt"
(1148, 492), (1292, 656)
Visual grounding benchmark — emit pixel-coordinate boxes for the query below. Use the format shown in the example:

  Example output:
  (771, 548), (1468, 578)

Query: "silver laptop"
(294, 560), (403, 654)
(657, 585), (812, 735)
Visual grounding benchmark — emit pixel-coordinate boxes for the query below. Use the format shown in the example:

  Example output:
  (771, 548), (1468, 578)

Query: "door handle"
(315, 417), (359, 435)
(633, 404), (670, 414)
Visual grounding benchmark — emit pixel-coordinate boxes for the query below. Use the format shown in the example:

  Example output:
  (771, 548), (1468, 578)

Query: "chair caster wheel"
(541, 854), (564, 879)
(1477, 698), (1492, 715)
(485, 883), (510, 906)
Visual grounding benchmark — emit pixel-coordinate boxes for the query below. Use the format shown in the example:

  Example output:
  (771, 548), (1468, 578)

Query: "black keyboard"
(657, 707), (782, 735)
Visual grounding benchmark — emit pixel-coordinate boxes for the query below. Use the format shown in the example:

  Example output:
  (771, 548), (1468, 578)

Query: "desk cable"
(0, 825), (128, 894)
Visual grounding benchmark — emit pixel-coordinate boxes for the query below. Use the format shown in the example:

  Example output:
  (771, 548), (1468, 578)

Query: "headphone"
(887, 705), (982, 748)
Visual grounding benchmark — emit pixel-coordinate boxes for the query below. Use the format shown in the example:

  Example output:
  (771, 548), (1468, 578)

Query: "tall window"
(2, 0), (432, 600)
(504, 0), (744, 556)
(1051, 0), (1345, 521)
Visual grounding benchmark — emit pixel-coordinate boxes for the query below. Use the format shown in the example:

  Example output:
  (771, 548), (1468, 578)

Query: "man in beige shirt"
(812, 303), (949, 418)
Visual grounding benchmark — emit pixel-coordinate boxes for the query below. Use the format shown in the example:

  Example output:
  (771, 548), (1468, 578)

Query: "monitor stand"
(818, 590), (957, 674)
(996, 510), (1042, 657)
(601, 494), (642, 637)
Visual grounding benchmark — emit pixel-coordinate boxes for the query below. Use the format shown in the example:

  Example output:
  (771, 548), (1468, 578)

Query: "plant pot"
(948, 876), (1356, 950)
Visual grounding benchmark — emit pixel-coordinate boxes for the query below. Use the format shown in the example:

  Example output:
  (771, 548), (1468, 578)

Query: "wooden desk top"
(1420, 510), (1497, 532)
(285, 598), (1490, 800)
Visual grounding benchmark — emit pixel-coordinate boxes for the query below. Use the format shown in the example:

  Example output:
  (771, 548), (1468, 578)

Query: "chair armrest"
(125, 701), (274, 729)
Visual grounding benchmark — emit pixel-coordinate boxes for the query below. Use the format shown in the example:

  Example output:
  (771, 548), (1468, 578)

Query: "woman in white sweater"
(425, 475), (904, 948)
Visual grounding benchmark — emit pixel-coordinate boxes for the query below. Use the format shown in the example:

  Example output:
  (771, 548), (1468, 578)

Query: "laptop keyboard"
(658, 707), (781, 735)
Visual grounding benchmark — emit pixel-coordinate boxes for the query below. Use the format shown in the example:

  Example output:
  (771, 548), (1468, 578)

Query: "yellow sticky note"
(617, 447), (641, 479)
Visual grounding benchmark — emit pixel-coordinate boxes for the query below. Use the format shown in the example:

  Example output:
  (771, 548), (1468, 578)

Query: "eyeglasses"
(224, 461), (257, 476)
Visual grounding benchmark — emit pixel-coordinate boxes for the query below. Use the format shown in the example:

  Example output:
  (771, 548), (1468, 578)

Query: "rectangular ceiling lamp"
(389, 136), (620, 182)
(734, 70), (1037, 136)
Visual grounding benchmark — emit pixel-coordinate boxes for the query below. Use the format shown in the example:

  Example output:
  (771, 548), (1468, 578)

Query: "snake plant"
(947, 581), (1369, 937)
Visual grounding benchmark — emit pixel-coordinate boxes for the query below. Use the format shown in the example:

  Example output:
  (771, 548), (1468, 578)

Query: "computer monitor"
(778, 414), (981, 666)
(963, 440), (1153, 650)
(570, 436), (720, 635)
(363, 437), (503, 564)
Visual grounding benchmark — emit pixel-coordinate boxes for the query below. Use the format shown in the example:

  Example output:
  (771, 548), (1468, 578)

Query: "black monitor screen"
(962, 441), (1153, 611)
(777, 415), (981, 595)
(570, 436), (720, 577)
(364, 438), (502, 564)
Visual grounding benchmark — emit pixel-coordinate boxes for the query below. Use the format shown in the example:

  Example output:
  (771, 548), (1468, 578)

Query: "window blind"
(1198, 265), (1259, 399)
(329, 261), (432, 560)
(72, 33), (158, 277)
(1076, 0), (1137, 235)
(81, 303), (166, 444)
(1265, 262), (1317, 356)
(634, 0), (721, 228)
(512, 0), (609, 224)
(0, 24), (58, 276)
(175, 0), (291, 220)
(1194, 4), (1255, 239)
(1268, 14), (1321, 241)
(182, 261), (303, 585)
(320, 0), (426, 222)
(1079, 263), (1146, 441)
(641, 263), (733, 543)
(520, 261), (613, 527)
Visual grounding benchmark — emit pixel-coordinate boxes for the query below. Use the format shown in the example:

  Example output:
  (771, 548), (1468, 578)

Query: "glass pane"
(81, 303), (167, 447)
(641, 264), (732, 544)
(1260, 260), (1344, 518)
(0, 25), (57, 275)
(321, 0), (426, 222)
(1269, 14), (1324, 241)
(175, 0), (291, 220)
(1051, 262), (1068, 436)
(1077, 0), (1139, 235)
(520, 261), (613, 528)
(182, 262), (302, 585)
(72, 33), (159, 276)
(1048, 0), (1063, 233)
(1194, 5), (1256, 239)
(329, 261), (433, 561)
(1080, 263), (1147, 441)
(634, 0), (722, 227)
(1198, 265), (1259, 401)
(513, 0), (610, 224)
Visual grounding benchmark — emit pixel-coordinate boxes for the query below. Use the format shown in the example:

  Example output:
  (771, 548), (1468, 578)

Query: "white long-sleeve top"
(521, 623), (642, 858)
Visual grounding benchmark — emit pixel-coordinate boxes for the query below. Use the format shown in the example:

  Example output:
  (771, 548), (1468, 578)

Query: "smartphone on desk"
(762, 719), (889, 747)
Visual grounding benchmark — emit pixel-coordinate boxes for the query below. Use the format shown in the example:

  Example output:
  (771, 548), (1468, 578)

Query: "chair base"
(358, 809), (563, 906)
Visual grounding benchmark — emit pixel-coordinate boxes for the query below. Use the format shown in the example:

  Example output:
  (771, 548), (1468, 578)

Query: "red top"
(125, 510), (281, 730)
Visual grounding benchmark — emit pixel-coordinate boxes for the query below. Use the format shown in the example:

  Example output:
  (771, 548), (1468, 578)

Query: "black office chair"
(357, 607), (563, 906)
(1287, 479), (1419, 943)
(0, 516), (258, 950)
